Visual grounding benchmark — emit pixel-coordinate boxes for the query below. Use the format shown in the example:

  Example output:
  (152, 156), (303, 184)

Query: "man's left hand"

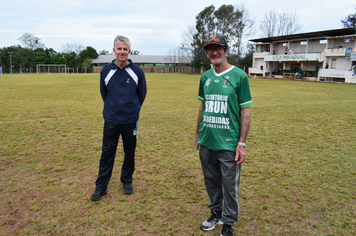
(235, 145), (246, 164)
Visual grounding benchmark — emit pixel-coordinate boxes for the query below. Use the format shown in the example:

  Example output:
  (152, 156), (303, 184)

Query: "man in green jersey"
(194, 35), (252, 236)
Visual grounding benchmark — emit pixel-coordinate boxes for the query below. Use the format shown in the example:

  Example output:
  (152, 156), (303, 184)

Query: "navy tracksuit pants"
(95, 121), (137, 190)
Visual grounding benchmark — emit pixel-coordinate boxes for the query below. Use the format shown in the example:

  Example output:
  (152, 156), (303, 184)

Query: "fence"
(94, 66), (205, 75)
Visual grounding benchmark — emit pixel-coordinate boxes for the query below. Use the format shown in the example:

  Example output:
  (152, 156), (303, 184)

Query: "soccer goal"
(36, 64), (67, 74)
(61, 67), (75, 73)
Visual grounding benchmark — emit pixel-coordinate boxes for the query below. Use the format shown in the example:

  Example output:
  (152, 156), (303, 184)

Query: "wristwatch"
(238, 142), (246, 147)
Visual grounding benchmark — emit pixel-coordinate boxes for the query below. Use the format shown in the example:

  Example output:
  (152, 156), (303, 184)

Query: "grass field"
(0, 73), (355, 235)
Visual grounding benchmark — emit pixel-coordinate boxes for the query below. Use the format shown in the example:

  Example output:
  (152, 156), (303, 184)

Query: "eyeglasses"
(206, 46), (225, 54)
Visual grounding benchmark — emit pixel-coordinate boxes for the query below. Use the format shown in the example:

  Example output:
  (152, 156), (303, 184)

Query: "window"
(345, 38), (355, 43)
(320, 39), (327, 44)
(300, 41), (307, 45)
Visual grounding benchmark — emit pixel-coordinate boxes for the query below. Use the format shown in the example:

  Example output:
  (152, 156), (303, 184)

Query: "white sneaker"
(200, 211), (223, 231)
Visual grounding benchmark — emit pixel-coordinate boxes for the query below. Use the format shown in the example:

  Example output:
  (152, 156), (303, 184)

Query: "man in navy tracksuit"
(91, 35), (147, 201)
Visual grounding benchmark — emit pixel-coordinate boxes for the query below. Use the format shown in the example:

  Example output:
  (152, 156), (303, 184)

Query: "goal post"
(36, 64), (67, 74)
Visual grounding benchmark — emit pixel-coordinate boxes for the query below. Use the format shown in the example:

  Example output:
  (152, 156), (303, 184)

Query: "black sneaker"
(220, 224), (234, 236)
(90, 189), (107, 201)
(123, 183), (134, 195)
(200, 210), (223, 231)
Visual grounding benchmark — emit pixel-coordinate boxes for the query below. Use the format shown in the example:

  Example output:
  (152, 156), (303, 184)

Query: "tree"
(17, 47), (33, 73)
(0, 46), (23, 73)
(230, 3), (255, 63)
(1, 40), (101, 73)
(17, 33), (46, 72)
(61, 43), (84, 55)
(77, 46), (98, 73)
(180, 25), (196, 66)
(260, 10), (302, 37)
(79, 46), (98, 60)
(62, 52), (77, 69)
(45, 48), (58, 64)
(214, 4), (235, 38)
(186, 4), (255, 69)
(278, 11), (301, 35)
(0, 50), (6, 71)
(99, 50), (109, 55)
(165, 46), (190, 66)
(50, 52), (66, 64)
(341, 7), (356, 29)
(82, 58), (93, 73)
(237, 43), (254, 73)
(259, 11), (278, 37)
(34, 48), (48, 64)
(18, 33), (45, 50)
(130, 50), (141, 55)
(165, 48), (177, 65)
(191, 5), (216, 69)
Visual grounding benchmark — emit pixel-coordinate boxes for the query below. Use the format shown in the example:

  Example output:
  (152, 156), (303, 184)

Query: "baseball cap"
(203, 35), (228, 49)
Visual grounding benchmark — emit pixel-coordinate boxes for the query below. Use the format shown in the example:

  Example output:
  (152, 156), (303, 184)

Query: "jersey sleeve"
(136, 67), (147, 106)
(238, 74), (253, 108)
(100, 66), (108, 102)
(198, 76), (205, 102)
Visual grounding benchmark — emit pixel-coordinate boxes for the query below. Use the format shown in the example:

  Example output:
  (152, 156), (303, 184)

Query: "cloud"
(1, 0), (355, 55)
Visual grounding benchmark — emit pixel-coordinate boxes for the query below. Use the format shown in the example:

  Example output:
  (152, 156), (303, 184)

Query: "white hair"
(113, 35), (131, 50)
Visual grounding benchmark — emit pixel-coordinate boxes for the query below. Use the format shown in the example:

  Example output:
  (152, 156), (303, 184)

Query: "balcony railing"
(324, 48), (348, 57)
(252, 52), (270, 58)
(318, 69), (350, 78)
(249, 67), (264, 74)
(318, 69), (355, 83)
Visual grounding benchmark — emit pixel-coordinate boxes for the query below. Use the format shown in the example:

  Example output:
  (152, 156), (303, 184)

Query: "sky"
(1, 0), (355, 55)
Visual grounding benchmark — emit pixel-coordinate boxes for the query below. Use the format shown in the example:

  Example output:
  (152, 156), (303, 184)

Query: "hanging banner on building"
(264, 53), (321, 62)
(345, 48), (352, 58)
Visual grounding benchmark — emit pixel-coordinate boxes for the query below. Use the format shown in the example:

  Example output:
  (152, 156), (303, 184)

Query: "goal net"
(36, 64), (67, 74)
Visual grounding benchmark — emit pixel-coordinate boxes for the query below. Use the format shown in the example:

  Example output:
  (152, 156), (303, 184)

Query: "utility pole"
(8, 51), (13, 74)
